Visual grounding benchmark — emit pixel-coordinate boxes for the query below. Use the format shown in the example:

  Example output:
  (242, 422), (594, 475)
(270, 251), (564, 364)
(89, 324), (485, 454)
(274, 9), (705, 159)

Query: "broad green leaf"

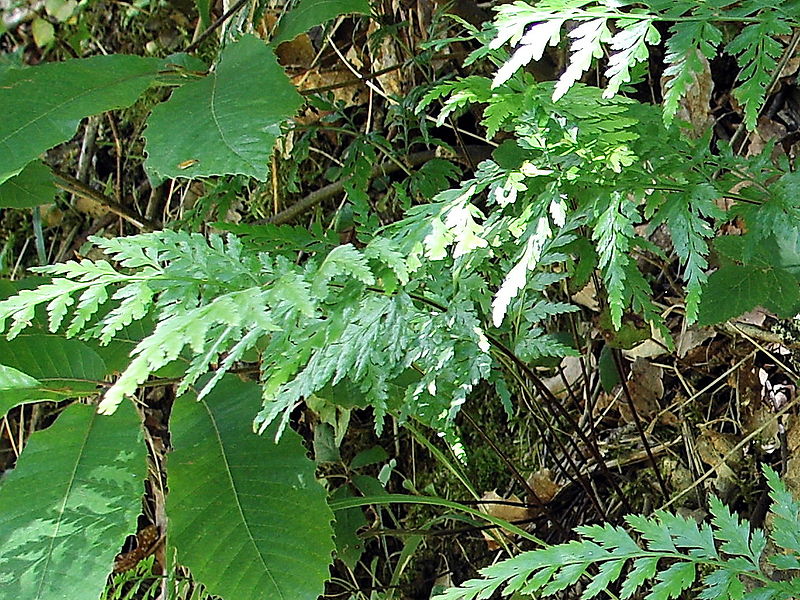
(0, 364), (40, 391)
(31, 17), (55, 47)
(0, 365), (41, 416)
(0, 161), (57, 208)
(272, 0), (371, 46)
(0, 54), (162, 184)
(697, 264), (800, 326)
(330, 485), (367, 569)
(168, 375), (334, 600)
(144, 35), (302, 181)
(0, 334), (107, 417)
(0, 401), (146, 600)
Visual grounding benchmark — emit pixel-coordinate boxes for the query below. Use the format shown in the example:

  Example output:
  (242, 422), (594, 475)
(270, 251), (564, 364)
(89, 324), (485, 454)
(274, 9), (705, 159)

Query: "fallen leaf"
(572, 280), (600, 311)
(526, 468), (560, 508)
(479, 490), (530, 549)
(620, 358), (663, 423)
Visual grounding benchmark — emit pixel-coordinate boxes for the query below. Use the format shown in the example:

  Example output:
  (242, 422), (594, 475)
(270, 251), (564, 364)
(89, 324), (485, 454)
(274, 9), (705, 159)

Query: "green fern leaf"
(652, 183), (722, 322)
(662, 20), (722, 123)
(710, 496), (761, 566)
(725, 13), (792, 130)
(592, 191), (639, 328)
(582, 559), (626, 599)
(699, 568), (745, 600)
(554, 18), (611, 100)
(765, 466), (800, 555)
(620, 556), (659, 598)
(603, 18), (660, 98)
(313, 244), (376, 297)
(646, 561), (696, 600)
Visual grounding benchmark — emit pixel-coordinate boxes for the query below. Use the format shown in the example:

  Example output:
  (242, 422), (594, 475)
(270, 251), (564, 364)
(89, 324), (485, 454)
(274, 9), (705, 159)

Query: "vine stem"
(328, 493), (546, 546)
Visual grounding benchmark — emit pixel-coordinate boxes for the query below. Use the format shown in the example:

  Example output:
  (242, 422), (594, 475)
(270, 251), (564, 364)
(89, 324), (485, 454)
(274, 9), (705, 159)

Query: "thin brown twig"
(295, 52), (467, 96)
(51, 169), (158, 232)
(260, 150), (435, 225)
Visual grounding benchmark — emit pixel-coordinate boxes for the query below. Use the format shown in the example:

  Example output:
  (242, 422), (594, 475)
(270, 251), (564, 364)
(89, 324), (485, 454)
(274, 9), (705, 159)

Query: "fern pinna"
(439, 466), (800, 600)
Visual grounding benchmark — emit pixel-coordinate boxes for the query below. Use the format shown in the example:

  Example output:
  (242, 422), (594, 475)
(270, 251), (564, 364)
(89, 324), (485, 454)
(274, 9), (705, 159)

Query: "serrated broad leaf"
(272, 0), (371, 46)
(144, 35), (302, 181)
(0, 401), (146, 600)
(168, 375), (334, 600)
(697, 265), (800, 326)
(0, 54), (162, 184)
(0, 161), (57, 208)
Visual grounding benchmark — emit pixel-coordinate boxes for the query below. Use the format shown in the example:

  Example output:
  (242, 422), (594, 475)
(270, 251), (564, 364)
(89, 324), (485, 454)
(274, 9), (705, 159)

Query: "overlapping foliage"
(2, 0), (800, 599)
(439, 467), (800, 600)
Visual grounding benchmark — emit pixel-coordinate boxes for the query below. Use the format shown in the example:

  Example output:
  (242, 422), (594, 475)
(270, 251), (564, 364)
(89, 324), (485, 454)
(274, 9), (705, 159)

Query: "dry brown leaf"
(571, 280), (600, 311)
(747, 116), (788, 157)
(735, 307), (770, 327)
(695, 428), (741, 489)
(526, 468), (560, 507)
(623, 324), (671, 359)
(479, 490), (530, 549)
(366, 21), (406, 97)
(676, 326), (715, 359)
(542, 355), (586, 399)
(662, 50), (713, 138)
(620, 358), (663, 423)
(113, 524), (160, 573)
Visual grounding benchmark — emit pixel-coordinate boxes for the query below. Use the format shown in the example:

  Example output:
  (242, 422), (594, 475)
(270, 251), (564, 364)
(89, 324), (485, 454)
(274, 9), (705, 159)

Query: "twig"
(51, 169), (158, 232)
(296, 54), (465, 97)
(263, 150), (434, 225)
(184, 0), (250, 53)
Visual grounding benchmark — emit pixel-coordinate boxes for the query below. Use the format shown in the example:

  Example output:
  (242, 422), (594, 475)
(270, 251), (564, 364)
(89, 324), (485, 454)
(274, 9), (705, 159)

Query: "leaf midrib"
(33, 407), (94, 600)
(203, 398), (284, 599)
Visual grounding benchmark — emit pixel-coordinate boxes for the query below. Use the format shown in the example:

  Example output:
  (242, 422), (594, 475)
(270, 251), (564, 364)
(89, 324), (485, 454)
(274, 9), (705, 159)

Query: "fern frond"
(662, 20), (722, 123)
(602, 18), (660, 99)
(592, 191), (640, 328)
(438, 467), (800, 600)
(725, 11), (792, 130)
(554, 17), (610, 101)
(651, 183), (723, 322)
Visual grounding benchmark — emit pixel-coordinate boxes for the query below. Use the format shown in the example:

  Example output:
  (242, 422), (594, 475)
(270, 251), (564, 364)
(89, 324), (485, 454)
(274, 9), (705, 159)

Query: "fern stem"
(610, 348), (670, 501)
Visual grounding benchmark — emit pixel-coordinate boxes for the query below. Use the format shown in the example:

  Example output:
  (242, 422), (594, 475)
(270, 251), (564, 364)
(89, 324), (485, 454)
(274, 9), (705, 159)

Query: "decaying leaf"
(571, 280), (600, 311)
(620, 358), (663, 423)
(479, 490), (531, 549)
(542, 355), (592, 399)
(676, 325), (715, 358)
(526, 468), (560, 508)
(695, 427), (742, 496)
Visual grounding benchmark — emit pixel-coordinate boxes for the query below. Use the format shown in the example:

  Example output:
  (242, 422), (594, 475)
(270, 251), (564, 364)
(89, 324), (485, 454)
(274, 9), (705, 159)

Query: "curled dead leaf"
(526, 468), (560, 508)
(479, 490), (531, 549)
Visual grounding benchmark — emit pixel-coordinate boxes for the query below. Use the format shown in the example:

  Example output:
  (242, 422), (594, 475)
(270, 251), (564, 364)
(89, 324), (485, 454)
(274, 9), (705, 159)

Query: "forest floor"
(2, 2), (800, 599)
